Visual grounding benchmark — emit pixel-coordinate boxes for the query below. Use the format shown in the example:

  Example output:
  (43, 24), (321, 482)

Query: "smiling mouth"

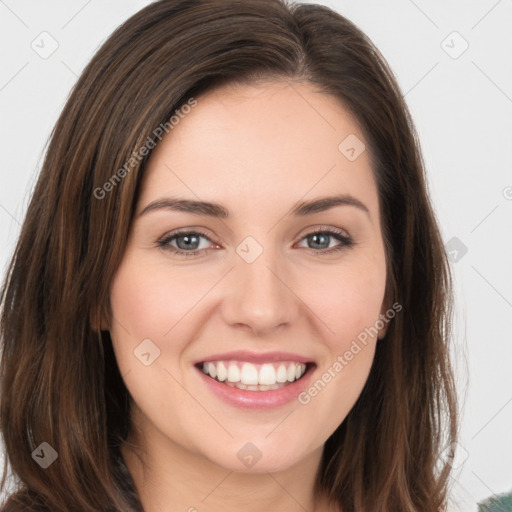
(196, 360), (314, 391)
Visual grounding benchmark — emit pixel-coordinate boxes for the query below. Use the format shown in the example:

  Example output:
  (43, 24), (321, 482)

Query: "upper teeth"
(201, 361), (307, 385)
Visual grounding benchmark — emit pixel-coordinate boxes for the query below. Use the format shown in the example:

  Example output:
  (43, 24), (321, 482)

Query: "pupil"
(310, 233), (328, 249)
(178, 234), (199, 250)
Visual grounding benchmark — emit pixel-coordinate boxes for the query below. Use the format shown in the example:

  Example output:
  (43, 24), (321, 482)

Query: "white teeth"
(201, 360), (308, 387)
(227, 363), (241, 383)
(259, 364), (276, 385)
(208, 362), (217, 379)
(276, 364), (288, 383)
(216, 361), (227, 381)
(240, 363), (259, 385)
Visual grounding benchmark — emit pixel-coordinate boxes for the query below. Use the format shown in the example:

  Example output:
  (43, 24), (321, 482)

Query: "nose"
(221, 246), (300, 335)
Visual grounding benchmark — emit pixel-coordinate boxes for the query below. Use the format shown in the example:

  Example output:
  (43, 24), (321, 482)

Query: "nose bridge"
(223, 237), (298, 333)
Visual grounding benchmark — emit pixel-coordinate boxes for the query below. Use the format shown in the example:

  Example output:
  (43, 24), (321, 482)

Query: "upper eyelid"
(160, 228), (216, 244)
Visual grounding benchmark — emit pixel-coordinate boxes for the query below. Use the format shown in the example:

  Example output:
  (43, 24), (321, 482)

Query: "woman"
(0, 0), (457, 510)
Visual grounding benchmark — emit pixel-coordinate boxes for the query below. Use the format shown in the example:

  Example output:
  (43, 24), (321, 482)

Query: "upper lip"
(194, 350), (314, 365)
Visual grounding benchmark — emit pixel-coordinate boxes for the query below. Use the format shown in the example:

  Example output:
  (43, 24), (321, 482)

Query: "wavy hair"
(0, 0), (457, 510)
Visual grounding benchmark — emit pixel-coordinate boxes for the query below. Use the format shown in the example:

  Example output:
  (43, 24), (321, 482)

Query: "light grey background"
(1, 1), (511, 510)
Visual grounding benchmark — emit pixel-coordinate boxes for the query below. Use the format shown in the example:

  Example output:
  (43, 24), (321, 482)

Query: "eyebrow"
(138, 194), (370, 219)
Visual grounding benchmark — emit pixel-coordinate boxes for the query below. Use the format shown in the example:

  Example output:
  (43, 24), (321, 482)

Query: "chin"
(198, 434), (319, 474)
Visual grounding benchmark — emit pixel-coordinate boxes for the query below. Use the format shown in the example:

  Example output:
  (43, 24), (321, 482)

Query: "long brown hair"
(0, 0), (457, 510)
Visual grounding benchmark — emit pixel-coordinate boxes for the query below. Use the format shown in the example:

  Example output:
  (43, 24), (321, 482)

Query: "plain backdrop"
(1, 1), (511, 511)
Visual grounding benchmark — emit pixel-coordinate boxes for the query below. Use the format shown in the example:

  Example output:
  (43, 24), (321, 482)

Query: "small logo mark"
(445, 237), (468, 263)
(31, 442), (58, 469)
(441, 31), (469, 59)
(338, 134), (366, 162)
(440, 441), (469, 469)
(31, 31), (59, 59)
(237, 442), (263, 468)
(503, 186), (512, 200)
(134, 338), (161, 366)
(236, 236), (264, 264)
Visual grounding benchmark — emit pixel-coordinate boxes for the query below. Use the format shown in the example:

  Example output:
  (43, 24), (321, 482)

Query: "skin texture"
(108, 80), (389, 512)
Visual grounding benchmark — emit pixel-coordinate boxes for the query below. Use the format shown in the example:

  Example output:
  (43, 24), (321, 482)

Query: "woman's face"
(108, 80), (389, 473)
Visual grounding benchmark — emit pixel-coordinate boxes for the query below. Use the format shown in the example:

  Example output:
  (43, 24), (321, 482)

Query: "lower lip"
(195, 364), (316, 410)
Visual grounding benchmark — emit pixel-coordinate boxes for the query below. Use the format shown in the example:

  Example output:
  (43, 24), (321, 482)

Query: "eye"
(157, 226), (354, 257)
(296, 227), (354, 255)
(157, 229), (217, 257)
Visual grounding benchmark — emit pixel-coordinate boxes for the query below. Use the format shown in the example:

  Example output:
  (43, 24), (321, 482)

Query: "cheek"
(108, 254), (208, 346)
(297, 277), (382, 442)
(295, 255), (385, 422)
(300, 254), (387, 345)
(107, 254), (209, 422)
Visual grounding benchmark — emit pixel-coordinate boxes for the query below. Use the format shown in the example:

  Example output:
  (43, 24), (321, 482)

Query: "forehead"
(138, 80), (378, 218)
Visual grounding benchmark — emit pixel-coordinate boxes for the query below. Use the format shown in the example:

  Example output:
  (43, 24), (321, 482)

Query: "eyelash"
(157, 227), (354, 257)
